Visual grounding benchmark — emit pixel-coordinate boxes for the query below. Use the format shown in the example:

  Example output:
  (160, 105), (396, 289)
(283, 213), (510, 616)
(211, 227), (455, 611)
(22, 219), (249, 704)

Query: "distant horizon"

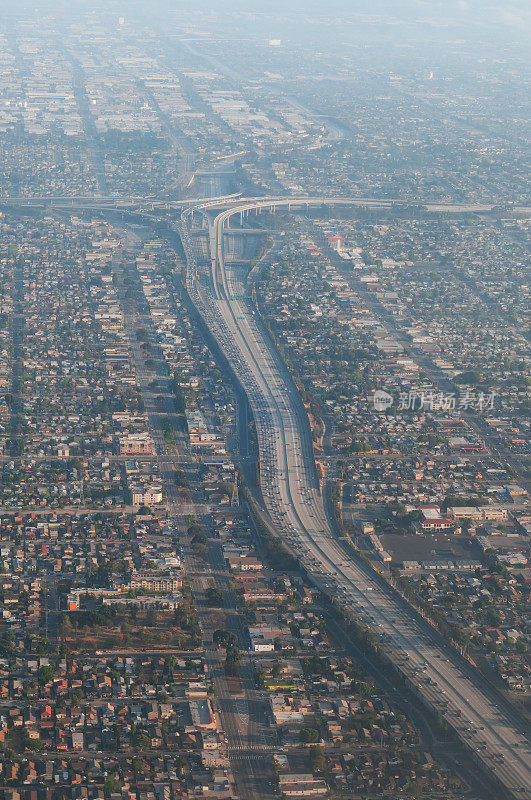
(0, 0), (526, 63)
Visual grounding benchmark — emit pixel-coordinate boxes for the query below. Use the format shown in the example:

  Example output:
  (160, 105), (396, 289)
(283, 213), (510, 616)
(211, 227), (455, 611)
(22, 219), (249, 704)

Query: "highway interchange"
(177, 196), (531, 800)
(2, 189), (529, 796)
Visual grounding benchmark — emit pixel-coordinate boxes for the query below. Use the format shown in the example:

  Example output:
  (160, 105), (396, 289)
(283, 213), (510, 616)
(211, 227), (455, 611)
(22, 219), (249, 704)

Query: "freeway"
(3, 192), (530, 217)
(185, 194), (531, 223)
(178, 201), (531, 799)
(0, 192), (243, 208)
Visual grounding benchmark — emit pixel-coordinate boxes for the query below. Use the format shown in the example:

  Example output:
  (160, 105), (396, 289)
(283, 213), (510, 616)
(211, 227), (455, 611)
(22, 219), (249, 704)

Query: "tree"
(193, 541), (208, 561)
(485, 607), (502, 627)
(173, 469), (190, 488)
(454, 370), (481, 385)
(189, 523), (207, 542)
(224, 644), (240, 676)
(213, 629), (236, 648)
(351, 680), (371, 697)
(255, 665), (265, 687)
(38, 665), (55, 684)
(300, 727), (319, 743)
(1, 630), (15, 654)
(271, 661), (283, 679)
(165, 655), (177, 675)
(60, 616), (73, 638)
(132, 756), (148, 777)
(310, 744), (326, 771)
(132, 727), (150, 748)
(72, 689), (84, 706)
(104, 775), (122, 796)
(225, 644), (240, 664)
(205, 587), (223, 607)
(23, 736), (44, 751)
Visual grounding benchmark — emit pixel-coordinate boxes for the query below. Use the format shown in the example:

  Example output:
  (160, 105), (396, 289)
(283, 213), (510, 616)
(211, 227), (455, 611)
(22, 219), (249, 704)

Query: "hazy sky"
(0, 0), (529, 55)
(0, 0), (529, 27)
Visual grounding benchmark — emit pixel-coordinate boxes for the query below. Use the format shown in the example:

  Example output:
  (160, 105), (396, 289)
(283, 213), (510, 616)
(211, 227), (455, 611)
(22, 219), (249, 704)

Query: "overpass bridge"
(2, 186), (528, 795)
(2, 191), (528, 218)
(177, 196), (531, 800)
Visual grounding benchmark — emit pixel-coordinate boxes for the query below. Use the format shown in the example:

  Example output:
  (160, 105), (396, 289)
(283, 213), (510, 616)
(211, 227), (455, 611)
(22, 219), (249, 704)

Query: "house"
(129, 571), (181, 593)
(418, 506), (454, 531)
(251, 638), (275, 653)
(71, 731), (84, 750)
(131, 485), (163, 506)
(119, 434), (154, 455)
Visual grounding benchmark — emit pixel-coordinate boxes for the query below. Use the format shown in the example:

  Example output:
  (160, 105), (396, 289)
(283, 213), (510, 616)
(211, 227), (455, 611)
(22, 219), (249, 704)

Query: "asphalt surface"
(177, 203), (531, 800)
(113, 232), (277, 800)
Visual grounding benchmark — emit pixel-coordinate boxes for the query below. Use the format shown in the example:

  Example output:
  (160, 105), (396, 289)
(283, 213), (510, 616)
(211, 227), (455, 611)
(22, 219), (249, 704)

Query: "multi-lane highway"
(3, 192), (531, 217)
(178, 198), (531, 799)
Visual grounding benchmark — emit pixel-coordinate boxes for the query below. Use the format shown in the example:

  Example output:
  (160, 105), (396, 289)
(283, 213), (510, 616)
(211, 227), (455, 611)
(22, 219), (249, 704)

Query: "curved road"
(178, 199), (530, 799)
